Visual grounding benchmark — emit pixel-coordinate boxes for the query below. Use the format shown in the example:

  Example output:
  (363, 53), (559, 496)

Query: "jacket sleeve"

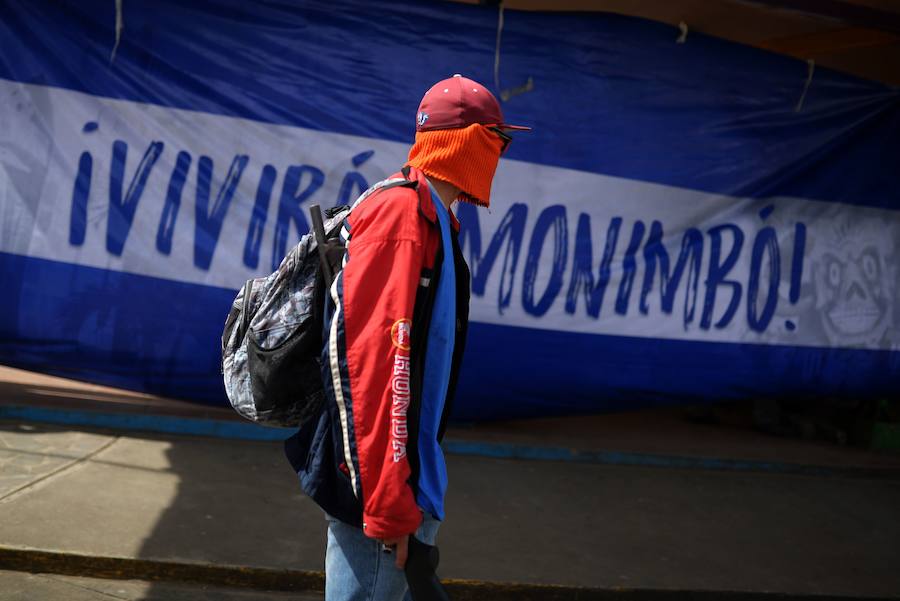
(328, 190), (424, 540)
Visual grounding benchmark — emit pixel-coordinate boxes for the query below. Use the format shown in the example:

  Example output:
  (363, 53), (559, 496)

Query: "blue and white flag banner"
(1, 0), (898, 419)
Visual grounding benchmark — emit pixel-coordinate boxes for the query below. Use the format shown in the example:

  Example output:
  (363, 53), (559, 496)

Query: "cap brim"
(497, 124), (531, 132)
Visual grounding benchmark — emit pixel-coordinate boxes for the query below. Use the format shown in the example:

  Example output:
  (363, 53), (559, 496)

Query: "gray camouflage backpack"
(221, 176), (416, 427)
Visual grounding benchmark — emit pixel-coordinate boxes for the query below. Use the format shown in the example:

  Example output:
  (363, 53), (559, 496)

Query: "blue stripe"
(3, 252), (898, 420)
(0, 405), (290, 441)
(0, 251), (233, 403)
(1, 0), (897, 207)
(453, 322), (900, 421)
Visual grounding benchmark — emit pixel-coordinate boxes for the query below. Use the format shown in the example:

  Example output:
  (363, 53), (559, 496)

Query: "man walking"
(285, 74), (528, 601)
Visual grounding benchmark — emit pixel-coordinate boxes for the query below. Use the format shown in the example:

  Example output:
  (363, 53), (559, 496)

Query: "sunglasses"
(488, 126), (513, 154)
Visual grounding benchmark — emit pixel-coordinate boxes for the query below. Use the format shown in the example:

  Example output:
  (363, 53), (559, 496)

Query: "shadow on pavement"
(128, 430), (326, 600)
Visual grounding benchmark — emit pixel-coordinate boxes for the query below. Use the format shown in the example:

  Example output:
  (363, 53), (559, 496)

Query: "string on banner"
(110, 0), (124, 63)
(795, 59), (816, 112)
(493, 1), (533, 102)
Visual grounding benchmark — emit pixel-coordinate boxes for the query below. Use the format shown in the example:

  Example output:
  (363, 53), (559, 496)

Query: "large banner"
(1, 0), (898, 419)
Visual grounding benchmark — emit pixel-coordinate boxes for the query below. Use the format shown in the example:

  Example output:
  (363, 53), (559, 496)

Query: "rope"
(494, 2), (505, 97)
(795, 59), (815, 113)
(110, 0), (124, 64)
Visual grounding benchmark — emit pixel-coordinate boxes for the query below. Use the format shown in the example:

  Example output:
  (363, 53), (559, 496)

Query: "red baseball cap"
(415, 74), (531, 133)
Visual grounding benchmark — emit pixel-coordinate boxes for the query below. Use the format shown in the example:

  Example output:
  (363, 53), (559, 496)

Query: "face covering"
(405, 123), (505, 208)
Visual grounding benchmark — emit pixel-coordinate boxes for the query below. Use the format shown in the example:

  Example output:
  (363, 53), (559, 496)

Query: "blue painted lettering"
(156, 150), (191, 255)
(458, 202), (528, 314)
(565, 214), (621, 318)
(243, 164), (276, 269)
(69, 151), (91, 246)
(272, 165), (324, 271)
(523, 205), (568, 317)
(194, 154), (249, 270)
(335, 150), (373, 207)
(747, 226), (780, 332)
(790, 222), (806, 305)
(639, 221), (703, 328)
(615, 221), (645, 315)
(107, 139), (164, 256)
(701, 224), (744, 329)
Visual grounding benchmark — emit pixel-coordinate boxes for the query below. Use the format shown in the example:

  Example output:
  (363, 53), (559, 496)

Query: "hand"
(380, 534), (409, 569)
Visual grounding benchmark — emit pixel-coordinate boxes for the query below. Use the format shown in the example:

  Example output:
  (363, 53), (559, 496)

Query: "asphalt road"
(2, 420), (899, 597)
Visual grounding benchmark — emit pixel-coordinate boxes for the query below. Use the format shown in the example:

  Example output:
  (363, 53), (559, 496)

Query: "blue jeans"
(325, 513), (440, 601)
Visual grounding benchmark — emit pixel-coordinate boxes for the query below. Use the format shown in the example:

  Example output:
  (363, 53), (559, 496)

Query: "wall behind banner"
(1, 0), (898, 420)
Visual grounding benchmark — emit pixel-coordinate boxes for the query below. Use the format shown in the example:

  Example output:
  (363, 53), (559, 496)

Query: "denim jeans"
(325, 513), (440, 601)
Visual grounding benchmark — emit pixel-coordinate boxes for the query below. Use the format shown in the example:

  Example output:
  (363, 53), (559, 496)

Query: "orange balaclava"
(406, 124), (505, 207)
(404, 75), (530, 208)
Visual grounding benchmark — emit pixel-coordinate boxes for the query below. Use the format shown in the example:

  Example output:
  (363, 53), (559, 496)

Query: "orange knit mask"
(405, 124), (505, 208)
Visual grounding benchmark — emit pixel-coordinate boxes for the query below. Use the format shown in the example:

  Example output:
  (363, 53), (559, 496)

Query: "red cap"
(415, 74), (531, 133)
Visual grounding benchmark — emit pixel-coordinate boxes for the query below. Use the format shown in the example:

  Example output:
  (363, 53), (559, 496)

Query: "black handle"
(308, 204), (334, 289)
(405, 537), (450, 601)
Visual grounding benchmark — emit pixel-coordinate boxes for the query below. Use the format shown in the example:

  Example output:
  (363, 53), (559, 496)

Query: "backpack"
(221, 175), (417, 427)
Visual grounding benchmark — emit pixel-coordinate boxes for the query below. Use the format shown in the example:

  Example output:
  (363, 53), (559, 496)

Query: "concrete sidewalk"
(2, 419), (900, 599)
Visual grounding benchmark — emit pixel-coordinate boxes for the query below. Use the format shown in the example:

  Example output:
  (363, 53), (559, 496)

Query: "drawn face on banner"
(0, 81), (53, 249)
(810, 216), (895, 347)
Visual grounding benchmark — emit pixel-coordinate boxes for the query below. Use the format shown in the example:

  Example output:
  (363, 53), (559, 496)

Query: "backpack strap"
(349, 175), (417, 211)
(398, 165), (437, 225)
(340, 170), (424, 234)
(384, 178), (417, 192)
(237, 280), (254, 346)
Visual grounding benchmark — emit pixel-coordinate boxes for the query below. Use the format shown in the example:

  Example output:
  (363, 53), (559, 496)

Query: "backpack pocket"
(247, 316), (324, 423)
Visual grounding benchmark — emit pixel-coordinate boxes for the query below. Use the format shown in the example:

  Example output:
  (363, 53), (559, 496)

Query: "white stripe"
(328, 273), (359, 498)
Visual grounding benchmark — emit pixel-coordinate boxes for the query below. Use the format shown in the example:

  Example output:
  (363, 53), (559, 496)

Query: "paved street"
(1, 419), (899, 597)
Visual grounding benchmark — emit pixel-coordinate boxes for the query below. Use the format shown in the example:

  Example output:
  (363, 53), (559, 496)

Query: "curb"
(441, 440), (900, 480)
(3, 405), (900, 479)
(0, 546), (893, 601)
(0, 545), (321, 592)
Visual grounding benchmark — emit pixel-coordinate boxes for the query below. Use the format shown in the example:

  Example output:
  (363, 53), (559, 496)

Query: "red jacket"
(285, 166), (470, 540)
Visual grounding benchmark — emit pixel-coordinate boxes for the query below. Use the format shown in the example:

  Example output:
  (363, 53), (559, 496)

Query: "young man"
(285, 74), (528, 601)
